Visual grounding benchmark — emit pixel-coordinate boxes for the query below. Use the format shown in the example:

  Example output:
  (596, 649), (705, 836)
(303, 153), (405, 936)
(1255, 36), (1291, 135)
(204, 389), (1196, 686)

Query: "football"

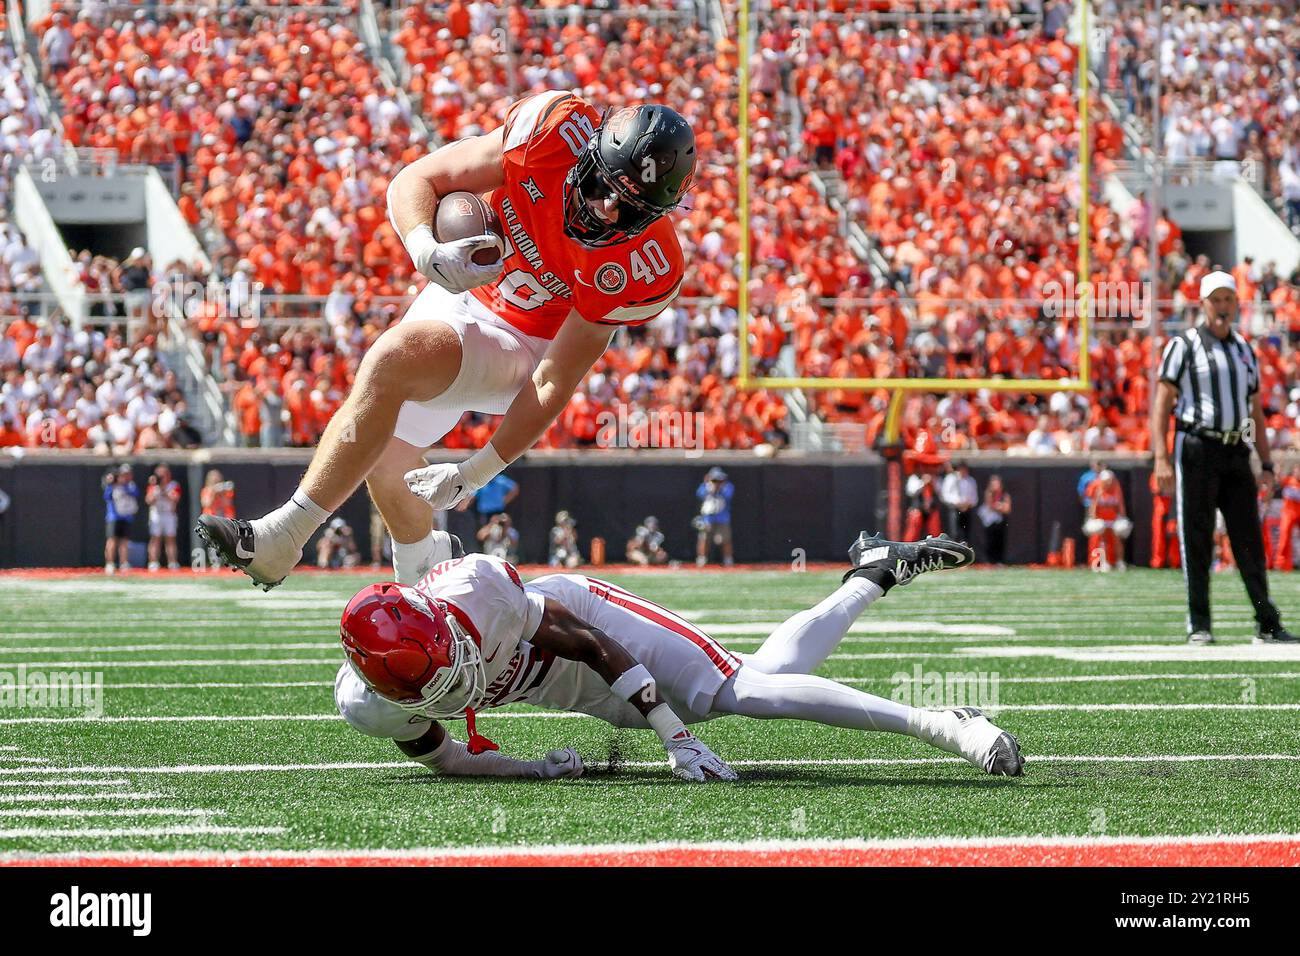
(434, 190), (504, 265)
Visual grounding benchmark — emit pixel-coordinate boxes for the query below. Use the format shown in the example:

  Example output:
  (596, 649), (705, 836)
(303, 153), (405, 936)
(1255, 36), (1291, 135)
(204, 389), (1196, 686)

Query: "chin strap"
(464, 707), (498, 756)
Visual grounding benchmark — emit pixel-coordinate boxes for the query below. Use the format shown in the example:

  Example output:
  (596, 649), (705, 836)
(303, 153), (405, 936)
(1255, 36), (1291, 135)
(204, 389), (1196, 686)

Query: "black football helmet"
(563, 104), (696, 248)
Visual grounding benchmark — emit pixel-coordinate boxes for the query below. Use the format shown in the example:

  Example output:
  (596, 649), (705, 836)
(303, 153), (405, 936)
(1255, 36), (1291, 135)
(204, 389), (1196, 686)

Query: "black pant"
(984, 520), (1007, 564)
(948, 507), (972, 542)
(1175, 433), (1279, 634)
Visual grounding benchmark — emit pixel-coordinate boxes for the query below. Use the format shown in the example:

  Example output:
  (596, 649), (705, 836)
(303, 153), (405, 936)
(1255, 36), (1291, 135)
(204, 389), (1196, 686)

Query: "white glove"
(404, 224), (504, 294)
(665, 730), (738, 782)
(405, 462), (473, 511)
(541, 748), (584, 779)
(406, 445), (506, 511)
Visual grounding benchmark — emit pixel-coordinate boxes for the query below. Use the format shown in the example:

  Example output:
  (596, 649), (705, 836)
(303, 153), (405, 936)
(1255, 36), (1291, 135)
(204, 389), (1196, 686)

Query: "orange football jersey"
(470, 90), (686, 339)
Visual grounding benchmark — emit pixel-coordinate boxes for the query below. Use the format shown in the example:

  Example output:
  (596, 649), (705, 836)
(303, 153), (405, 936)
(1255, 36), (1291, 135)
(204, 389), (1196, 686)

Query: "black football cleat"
(983, 726), (1026, 778)
(195, 514), (291, 591)
(844, 532), (975, 586)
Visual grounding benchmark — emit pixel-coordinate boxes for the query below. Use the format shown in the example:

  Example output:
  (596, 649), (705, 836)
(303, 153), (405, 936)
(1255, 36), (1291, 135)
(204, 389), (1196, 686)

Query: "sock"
(252, 489), (330, 552)
(906, 709), (958, 753)
(745, 575), (884, 675)
(391, 530), (455, 584)
(846, 564), (897, 592)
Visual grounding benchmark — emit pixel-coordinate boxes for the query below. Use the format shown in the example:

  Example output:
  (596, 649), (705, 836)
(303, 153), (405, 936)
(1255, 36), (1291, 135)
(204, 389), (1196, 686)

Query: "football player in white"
(334, 533), (1025, 781)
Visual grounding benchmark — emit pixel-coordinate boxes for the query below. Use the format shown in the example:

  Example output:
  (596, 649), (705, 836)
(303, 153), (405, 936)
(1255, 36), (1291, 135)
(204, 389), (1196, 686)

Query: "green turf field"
(1, 565), (1299, 861)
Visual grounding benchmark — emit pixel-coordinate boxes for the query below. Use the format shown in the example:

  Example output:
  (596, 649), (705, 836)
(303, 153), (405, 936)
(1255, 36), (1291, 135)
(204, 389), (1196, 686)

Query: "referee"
(1152, 270), (1295, 645)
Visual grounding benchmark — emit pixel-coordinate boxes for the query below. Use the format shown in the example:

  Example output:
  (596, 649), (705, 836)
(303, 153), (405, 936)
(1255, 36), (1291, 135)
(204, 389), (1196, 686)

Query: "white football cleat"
(918, 707), (1024, 777)
(195, 515), (302, 591)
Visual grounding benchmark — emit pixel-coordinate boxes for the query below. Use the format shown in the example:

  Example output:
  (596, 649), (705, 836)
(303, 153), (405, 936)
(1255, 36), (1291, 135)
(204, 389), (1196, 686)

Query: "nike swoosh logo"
(572, 268), (593, 288)
(234, 542), (255, 560)
(483, 645), (501, 664)
(452, 483), (464, 497)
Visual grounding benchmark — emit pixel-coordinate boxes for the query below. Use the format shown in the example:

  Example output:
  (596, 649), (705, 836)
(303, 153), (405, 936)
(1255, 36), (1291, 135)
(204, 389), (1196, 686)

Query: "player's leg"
(711, 530), (1021, 775)
(744, 531), (974, 676)
(366, 434), (462, 584)
(197, 317), (463, 589)
(743, 574), (886, 675)
(710, 665), (1023, 775)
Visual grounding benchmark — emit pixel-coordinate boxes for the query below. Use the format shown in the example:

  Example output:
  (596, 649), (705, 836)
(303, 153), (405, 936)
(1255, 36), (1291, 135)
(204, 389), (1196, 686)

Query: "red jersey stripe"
(586, 579), (739, 677)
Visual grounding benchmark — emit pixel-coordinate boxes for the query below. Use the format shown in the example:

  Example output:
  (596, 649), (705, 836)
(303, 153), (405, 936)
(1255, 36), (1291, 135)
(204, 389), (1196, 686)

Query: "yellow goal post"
(734, 0), (1096, 443)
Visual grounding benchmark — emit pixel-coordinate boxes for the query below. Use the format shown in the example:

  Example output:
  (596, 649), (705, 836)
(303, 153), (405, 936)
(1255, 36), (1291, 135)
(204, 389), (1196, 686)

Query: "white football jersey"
(415, 553), (555, 710)
(334, 557), (741, 740)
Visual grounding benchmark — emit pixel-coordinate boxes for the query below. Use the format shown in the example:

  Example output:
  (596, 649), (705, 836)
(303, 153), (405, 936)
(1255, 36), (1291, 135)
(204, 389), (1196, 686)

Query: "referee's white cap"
(1199, 270), (1237, 299)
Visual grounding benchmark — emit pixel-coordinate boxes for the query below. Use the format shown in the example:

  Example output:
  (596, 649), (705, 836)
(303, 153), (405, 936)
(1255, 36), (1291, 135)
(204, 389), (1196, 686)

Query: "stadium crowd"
(4, 1), (1300, 459)
(1109, 1), (1300, 233)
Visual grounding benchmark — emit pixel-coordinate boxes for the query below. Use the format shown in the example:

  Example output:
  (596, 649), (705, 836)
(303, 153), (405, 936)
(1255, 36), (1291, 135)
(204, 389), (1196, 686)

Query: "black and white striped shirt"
(1157, 324), (1260, 432)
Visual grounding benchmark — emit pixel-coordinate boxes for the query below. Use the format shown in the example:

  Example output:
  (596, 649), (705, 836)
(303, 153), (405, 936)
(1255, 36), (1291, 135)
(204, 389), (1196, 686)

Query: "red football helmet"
(339, 582), (484, 719)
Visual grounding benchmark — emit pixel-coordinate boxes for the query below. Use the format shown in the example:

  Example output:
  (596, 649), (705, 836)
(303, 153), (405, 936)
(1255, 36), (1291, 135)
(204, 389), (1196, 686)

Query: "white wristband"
(646, 702), (688, 747)
(403, 222), (439, 274)
(459, 442), (509, 492)
(610, 664), (655, 702)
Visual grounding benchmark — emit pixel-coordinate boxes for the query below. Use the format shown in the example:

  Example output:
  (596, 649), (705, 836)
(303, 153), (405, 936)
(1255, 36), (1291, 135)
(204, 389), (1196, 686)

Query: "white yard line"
(0, 714), (342, 725)
(5, 753), (1300, 778)
(3, 700), (1299, 727)
(0, 780), (130, 788)
(842, 672), (1300, 685)
(0, 825), (285, 839)
(0, 643), (336, 654)
(6, 674), (1291, 692)
(0, 659), (340, 669)
(0, 681), (334, 691)
(0, 808), (224, 819)
(0, 792), (168, 803)
(0, 758), (48, 764)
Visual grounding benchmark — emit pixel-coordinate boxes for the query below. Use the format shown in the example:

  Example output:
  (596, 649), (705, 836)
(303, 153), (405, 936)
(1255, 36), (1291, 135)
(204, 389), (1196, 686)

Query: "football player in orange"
(199, 91), (696, 589)
(1272, 464), (1300, 570)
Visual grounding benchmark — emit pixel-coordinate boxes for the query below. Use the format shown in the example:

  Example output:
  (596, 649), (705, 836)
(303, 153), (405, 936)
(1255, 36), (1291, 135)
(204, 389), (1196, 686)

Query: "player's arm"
(530, 597), (737, 782)
(387, 128), (506, 292)
(406, 311), (612, 506)
(393, 718), (582, 780)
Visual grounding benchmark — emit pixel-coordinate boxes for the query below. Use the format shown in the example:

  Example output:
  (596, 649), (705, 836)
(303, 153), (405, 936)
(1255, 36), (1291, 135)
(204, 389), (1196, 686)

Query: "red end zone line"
(7, 839), (1299, 868)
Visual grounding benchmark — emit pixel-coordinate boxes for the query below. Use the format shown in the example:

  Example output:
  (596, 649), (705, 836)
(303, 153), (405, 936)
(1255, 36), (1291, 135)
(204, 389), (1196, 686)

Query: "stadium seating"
(10, 2), (1300, 455)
